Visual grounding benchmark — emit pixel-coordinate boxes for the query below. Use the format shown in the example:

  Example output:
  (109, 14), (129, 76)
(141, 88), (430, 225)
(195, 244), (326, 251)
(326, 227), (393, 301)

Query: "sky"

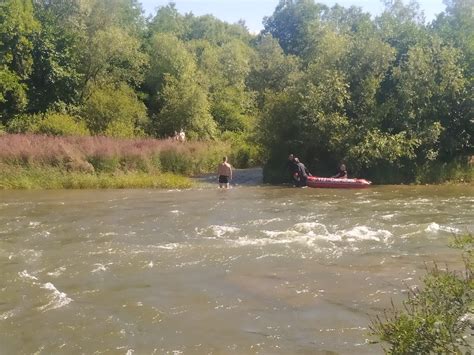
(140, 0), (447, 33)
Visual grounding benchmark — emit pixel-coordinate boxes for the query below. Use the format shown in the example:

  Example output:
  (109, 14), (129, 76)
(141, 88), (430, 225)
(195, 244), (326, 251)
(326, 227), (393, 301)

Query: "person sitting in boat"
(331, 163), (348, 179)
(294, 157), (311, 187)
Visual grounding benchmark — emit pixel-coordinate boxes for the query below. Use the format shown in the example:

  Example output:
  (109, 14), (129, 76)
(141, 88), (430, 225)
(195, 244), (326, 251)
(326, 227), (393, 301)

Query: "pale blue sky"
(140, 0), (447, 33)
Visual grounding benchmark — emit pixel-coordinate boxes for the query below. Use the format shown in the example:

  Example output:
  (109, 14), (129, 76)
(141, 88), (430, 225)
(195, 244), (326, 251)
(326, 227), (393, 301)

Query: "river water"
(1, 177), (473, 354)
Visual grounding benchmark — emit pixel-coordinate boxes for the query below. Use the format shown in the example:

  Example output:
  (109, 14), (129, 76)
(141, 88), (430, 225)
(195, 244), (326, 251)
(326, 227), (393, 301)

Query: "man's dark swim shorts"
(219, 175), (229, 184)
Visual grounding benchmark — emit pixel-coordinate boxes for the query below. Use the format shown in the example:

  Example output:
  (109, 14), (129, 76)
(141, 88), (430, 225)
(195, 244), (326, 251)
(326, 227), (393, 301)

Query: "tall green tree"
(28, 0), (83, 112)
(263, 0), (329, 56)
(0, 0), (40, 122)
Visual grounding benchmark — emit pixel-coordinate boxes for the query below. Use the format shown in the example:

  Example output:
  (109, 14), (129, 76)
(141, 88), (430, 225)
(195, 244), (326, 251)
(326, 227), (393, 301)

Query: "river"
(1, 172), (473, 354)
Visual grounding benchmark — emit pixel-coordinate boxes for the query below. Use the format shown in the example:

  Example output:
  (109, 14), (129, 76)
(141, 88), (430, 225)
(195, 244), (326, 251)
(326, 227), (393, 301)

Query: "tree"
(156, 75), (217, 139)
(432, 0), (474, 76)
(144, 32), (197, 116)
(247, 34), (301, 104)
(0, 0), (40, 121)
(78, 26), (147, 99)
(263, 0), (329, 56)
(148, 3), (186, 38)
(81, 83), (148, 136)
(27, 0), (83, 112)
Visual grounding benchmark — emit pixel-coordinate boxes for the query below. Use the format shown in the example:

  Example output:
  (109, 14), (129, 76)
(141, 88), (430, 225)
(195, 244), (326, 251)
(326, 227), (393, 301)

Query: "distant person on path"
(294, 157), (311, 187)
(217, 156), (233, 188)
(331, 163), (348, 179)
(286, 154), (299, 185)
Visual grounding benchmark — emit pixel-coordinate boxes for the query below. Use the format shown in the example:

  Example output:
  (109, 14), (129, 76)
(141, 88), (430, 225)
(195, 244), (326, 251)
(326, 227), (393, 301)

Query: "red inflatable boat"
(306, 176), (372, 189)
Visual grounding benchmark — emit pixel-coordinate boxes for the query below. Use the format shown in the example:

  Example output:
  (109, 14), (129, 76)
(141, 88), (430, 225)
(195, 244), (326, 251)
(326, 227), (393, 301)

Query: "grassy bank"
(0, 167), (192, 190)
(0, 134), (230, 189)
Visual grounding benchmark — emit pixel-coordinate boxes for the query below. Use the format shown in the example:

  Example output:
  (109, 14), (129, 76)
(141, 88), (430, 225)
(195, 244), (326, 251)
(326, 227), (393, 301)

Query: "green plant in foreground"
(370, 235), (473, 354)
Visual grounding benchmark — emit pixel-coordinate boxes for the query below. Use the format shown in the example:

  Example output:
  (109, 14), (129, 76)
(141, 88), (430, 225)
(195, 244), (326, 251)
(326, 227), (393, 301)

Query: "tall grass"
(0, 134), (230, 189)
(0, 134), (229, 174)
(0, 167), (192, 190)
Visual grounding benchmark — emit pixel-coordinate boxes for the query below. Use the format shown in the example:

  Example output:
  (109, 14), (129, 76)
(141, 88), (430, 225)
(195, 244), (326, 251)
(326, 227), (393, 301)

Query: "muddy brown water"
(1, 170), (473, 354)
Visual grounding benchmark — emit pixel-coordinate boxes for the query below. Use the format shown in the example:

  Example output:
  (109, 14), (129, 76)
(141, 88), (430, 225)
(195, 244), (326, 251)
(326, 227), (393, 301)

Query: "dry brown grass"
(0, 134), (229, 175)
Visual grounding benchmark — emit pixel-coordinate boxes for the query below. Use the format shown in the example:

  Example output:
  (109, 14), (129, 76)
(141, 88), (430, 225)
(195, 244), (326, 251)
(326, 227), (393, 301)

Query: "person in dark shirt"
(286, 154), (299, 184)
(331, 163), (348, 179)
(294, 157), (311, 187)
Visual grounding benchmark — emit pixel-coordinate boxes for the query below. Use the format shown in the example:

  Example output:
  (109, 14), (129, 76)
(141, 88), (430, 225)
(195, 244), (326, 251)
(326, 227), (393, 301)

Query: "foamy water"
(0, 185), (472, 354)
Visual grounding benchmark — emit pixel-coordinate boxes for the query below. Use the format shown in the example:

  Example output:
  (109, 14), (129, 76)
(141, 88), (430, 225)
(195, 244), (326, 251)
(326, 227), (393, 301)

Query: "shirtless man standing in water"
(217, 156), (233, 188)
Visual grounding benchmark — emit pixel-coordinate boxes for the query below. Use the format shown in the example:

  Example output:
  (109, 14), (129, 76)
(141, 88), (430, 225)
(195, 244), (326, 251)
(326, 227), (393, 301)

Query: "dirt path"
(193, 167), (263, 186)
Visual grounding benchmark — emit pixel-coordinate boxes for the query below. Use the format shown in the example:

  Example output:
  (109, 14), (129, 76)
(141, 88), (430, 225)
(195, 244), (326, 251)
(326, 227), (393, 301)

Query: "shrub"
(159, 149), (193, 175)
(221, 131), (262, 168)
(119, 154), (151, 173)
(104, 120), (137, 139)
(6, 114), (42, 133)
(87, 155), (120, 173)
(415, 159), (474, 184)
(82, 83), (148, 135)
(34, 113), (90, 136)
(370, 235), (473, 353)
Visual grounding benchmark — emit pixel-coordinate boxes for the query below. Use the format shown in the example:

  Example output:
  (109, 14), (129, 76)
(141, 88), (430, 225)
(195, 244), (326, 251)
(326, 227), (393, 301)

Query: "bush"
(34, 113), (90, 136)
(87, 155), (120, 173)
(119, 154), (152, 173)
(159, 149), (193, 175)
(6, 114), (42, 133)
(221, 131), (262, 168)
(104, 120), (137, 139)
(415, 159), (474, 184)
(82, 83), (148, 135)
(370, 235), (473, 353)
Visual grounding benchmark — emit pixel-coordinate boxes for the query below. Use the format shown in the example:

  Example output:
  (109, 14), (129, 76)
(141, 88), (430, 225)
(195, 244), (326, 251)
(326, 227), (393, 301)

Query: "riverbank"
(0, 134), (229, 190)
(0, 167), (192, 190)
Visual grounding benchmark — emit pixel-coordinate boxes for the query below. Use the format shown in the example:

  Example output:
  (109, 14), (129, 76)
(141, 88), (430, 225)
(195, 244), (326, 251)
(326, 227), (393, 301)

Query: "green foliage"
(0, 0), (40, 78)
(263, 0), (329, 55)
(76, 1), (148, 96)
(34, 112), (89, 136)
(414, 158), (474, 184)
(6, 113), (41, 133)
(0, 166), (192, 190)
(86, 156), (120, 173)
(348, 130), (420, 168)
(27, 1), (83, 112)
(370, 235), (473, 354)
(81, 83), (148, 136)
(0, 0), (471, 184)
(104, 120), (142, 139)
(221, 131), (262, 168)
(0, 0), (40, 121)
(159, 142), (229, 175)
(0, 68), (28, 123)
(159, 149), (193, 175)
(156, 75), (217, 139)
(248, 34), (301, 107)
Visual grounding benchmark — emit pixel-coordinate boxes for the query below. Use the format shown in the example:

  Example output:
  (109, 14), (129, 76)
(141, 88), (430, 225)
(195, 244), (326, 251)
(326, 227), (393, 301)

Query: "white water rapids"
(0, 180), (473, 354)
